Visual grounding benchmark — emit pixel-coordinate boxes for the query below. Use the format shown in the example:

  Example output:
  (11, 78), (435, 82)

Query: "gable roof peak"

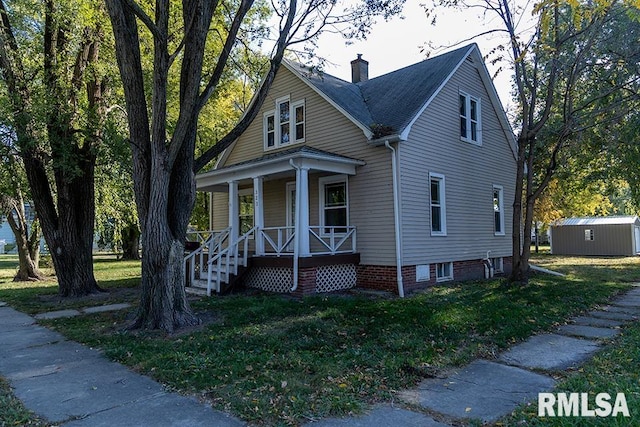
(285, 43), (485, 138)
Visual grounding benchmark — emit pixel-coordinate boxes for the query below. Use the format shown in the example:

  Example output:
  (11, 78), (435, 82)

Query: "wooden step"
(185, 287), (208, 296)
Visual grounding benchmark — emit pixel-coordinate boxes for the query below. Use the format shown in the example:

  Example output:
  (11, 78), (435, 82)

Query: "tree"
(0, 136), (43, 281)
(106, 0), (405, 331)
(427, 0), (640, 283)
(0, 0), (111, 295)
(95, 121), (141, 259)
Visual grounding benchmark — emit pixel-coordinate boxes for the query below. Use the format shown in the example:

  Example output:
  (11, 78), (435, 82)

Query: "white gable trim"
(283, 61), (373, 139)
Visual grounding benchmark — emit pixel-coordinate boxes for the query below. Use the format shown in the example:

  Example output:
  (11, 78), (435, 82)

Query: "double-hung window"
(429, 173), (446, 235)
(238, 189), (254, 235)
(319, 175), (348, 235)
(264, 96), (305, 150)
(459, 92), (481, 145)
(493, 185), (504, 236)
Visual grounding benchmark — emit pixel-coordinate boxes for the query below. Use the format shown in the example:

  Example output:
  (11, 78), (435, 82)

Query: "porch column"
(253, 176), (265, 255)
(228, 180), (239, 244)
(296, 166), (310, 256)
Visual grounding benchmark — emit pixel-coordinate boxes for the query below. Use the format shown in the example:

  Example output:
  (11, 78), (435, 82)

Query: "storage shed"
(550, 216), (640, 256)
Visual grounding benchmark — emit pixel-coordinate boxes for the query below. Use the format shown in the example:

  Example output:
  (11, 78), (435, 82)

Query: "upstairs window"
(459, 92), (481, 145)
(264, 96), (305, 150)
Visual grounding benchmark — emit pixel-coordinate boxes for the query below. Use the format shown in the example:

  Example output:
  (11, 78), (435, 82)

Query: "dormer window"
(264, 96), (305, 150)
(459, 91), (481, 145)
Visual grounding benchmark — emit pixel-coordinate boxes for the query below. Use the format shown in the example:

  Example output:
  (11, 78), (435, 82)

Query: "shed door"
(635, 226), (640, 254)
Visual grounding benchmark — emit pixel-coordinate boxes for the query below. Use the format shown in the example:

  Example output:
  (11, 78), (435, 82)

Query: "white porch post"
(297, 167), (310, 256)
(228, 180), (239, 244)
(253, 176), (264, 255)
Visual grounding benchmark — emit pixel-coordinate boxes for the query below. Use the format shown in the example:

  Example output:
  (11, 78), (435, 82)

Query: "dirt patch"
(37, 286), (141, 309)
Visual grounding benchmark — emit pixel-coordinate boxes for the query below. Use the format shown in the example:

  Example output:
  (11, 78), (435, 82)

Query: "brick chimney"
(350, 54), (369, 83)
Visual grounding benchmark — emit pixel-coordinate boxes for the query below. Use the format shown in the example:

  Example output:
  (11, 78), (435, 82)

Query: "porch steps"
(185, 286), (208, 296)
(186, 265), (248, 296)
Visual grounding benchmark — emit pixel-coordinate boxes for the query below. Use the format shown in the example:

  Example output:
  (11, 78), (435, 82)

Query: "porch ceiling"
(196, 146), (366, 192)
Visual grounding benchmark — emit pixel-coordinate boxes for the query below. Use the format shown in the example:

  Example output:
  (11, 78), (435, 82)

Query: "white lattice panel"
(245, 267), (293, 293)
(315, 264), (356, 293)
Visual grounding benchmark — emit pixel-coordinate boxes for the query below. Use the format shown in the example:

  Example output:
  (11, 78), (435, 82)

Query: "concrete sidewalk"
(0, 306), (242, 426)
(1, 285), (639, 426)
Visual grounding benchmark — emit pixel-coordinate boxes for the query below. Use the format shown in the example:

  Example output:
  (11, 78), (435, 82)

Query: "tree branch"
(193, 0), (298, 172)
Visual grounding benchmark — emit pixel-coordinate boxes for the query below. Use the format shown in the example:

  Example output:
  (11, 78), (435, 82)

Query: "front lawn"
(1, 254), (638, 425)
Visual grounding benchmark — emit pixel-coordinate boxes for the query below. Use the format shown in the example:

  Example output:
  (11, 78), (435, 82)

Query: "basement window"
(436, 262), (453, 282)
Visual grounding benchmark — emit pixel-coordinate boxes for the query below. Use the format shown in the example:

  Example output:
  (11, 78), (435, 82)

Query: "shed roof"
(553, 216), (640, 226)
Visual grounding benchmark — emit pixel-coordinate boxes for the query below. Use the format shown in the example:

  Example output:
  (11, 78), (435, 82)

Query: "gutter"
(384, 140), (405, 298)
(369, 134), (402, 147)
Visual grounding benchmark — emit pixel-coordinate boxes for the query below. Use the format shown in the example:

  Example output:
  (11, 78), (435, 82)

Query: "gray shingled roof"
(297, 44), (474, 136)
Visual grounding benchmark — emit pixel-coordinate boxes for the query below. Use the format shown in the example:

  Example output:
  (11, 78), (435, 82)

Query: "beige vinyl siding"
(551, 223), (636, 256)
(212, 66), (396, 265)
(399, 58), (516, 265)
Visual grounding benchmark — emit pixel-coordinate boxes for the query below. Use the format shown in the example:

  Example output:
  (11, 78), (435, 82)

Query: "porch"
(187, 147), (365, 296)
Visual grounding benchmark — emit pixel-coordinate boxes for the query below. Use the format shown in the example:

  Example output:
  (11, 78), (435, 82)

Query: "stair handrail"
(184, 227), (230, 289)
(207, 227), (257, 296)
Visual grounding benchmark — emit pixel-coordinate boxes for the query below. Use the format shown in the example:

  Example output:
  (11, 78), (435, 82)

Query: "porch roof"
(196, 146), (365, 192)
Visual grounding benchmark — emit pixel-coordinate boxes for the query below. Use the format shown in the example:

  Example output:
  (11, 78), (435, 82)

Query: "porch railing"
(260, 226), (295, 256)
(184, 227), (230, 289)
(207, 227), (256, 295)
(308, 226), (357, 255)
(256, 226), (357, 256)
(185, 225), (357, 296)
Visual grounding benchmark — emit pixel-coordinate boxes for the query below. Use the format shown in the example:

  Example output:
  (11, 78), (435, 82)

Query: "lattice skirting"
(245, 267), (293, 293)
(246, 264), (356, 294)
(315, 264), (356, 293)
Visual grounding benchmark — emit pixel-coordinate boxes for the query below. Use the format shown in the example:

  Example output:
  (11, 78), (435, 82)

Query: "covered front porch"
(188, 147), (365, 295)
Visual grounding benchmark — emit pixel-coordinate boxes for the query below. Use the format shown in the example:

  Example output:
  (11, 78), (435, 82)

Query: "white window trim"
(436, 262), (453, 282)
(319, 174), (349, 237)
(292, 99), (306, 144)
(459, 91), (482, 146)
(429, 172), (447, 236)
(493, 185), (505, 236)
(263, 96), (305, 151)
(263, 110), (276, 150)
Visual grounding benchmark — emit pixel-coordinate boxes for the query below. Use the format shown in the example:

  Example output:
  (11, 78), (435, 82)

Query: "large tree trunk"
(129, 154), (199, 332)
(25, 152), (102, 296)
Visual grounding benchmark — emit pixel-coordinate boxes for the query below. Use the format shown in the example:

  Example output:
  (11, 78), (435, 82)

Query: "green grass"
(0, 254), (141, 315)
(1, 254), (639, 425)
(0, 377), (49, 427)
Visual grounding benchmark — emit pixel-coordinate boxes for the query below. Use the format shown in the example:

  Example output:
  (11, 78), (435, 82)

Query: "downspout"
(385, 141), (405, 298)
(289, 159), (300, 291)
(483, 250), (494, 279)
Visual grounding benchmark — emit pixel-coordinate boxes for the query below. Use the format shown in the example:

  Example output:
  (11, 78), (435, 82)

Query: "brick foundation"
(357, 257), (513, 295)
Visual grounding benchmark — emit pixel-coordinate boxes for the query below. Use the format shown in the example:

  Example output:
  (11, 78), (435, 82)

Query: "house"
(550, 216), (640, 256)
(189, 43), (517, 296)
